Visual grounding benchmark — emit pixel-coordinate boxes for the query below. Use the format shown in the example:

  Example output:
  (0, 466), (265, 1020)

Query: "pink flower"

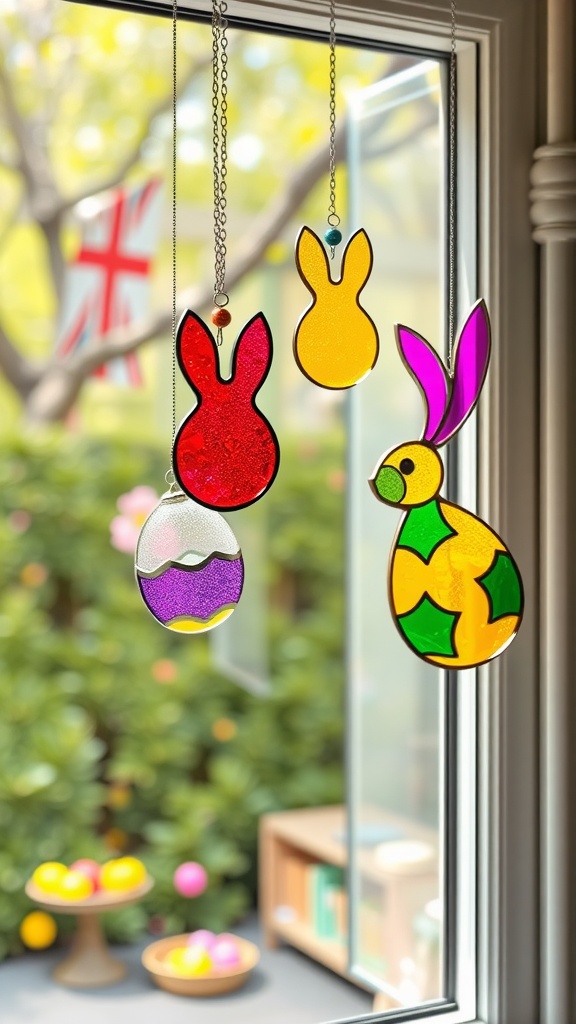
(9, 510), (31, 534)
(110, 485), (158, 554)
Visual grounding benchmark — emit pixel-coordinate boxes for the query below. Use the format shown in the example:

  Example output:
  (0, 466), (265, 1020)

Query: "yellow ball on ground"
(55, 869), (94, 901)
(99, 856), (147, 892)
(31, 862), (67, 895)
(165, 945), (213, 977)
(20, 911), (57, 950)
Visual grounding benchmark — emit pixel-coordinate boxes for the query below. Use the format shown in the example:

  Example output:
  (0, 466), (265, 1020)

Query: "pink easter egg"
(173, 861), (208, 898)
(212, 936), (242, 970)
(70, 859), (101, 891)
(187, 928), (216, 950)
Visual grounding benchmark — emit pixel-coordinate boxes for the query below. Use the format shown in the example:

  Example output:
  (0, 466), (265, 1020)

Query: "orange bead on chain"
(211, 307), (231, 328)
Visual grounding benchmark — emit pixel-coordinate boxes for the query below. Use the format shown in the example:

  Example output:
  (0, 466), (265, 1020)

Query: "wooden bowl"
(142, 933), (260, 996)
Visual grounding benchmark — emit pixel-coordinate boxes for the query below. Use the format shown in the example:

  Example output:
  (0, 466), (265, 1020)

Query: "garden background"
(0, 0), (432, 960)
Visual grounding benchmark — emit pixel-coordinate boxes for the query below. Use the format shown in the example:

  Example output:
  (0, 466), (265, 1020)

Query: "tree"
(0, 2), (436, 424)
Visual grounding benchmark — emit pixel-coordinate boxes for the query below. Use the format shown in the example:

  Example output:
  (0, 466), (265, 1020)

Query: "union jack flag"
(56, 179), (163, 385)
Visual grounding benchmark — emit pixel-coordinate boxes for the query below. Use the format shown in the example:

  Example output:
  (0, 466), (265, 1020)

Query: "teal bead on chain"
(324, 227), (342, 246)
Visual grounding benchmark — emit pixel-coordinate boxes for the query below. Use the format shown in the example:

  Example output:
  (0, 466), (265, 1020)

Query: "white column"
(530, 0), (576, 1020)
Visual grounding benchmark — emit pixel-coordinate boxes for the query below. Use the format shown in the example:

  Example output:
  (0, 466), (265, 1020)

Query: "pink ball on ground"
(212, 936), (242, 970)
(70, 859), (101, 891)
(173, 862), (208, 898)
(187, 929), (217, 950)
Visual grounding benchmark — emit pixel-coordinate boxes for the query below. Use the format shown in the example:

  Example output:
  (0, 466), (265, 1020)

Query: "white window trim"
(76, 2), (542, 1021)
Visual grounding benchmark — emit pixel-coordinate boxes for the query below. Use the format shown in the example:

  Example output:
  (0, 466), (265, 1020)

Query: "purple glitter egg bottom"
(138, 555), (244, 626)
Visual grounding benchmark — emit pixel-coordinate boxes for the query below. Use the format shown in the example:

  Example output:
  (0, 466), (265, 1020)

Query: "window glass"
(0, 4), (473, 1021)
(347, 61), (445, 1007)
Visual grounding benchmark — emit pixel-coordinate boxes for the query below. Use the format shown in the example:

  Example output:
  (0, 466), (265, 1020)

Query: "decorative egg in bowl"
(142, 931), (259, 996)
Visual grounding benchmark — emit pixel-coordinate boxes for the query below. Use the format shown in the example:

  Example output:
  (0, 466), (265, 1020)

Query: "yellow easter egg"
(118, 856), (147, 886)
(31, 862), (67, 895)
(55, 869), (94, 901)
(100, 856), (146, 892)
(165, 945), (213, 977)
(20, 911), (57, 950)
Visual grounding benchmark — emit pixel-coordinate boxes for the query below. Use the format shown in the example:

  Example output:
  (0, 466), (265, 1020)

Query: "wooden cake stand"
(25, 877), (154, 988)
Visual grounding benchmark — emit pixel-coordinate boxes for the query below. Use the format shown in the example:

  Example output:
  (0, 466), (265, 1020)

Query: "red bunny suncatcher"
(172, 310), (280, 511)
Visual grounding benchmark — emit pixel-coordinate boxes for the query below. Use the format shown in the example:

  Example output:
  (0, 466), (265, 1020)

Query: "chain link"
(327, 0), (339, 234)
(447, 0), (457, 367)
(171, 0), (177, 444)
(212, 0), (229, 334)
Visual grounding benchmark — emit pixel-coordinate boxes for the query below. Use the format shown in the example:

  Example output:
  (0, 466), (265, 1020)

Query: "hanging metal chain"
(447, 0), (457, 367)
(171, 0), (178, 447)
(212, 0), (229, 342)
(325, 0), (341, 258)
(328, 0), (338, 227)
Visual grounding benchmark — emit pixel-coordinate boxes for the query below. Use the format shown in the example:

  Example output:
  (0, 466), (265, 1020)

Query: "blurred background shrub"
(0, 430), (344, 956)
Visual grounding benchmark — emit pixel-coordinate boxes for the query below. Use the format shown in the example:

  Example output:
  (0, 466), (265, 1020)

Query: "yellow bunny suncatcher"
(293, 226), (379, 389)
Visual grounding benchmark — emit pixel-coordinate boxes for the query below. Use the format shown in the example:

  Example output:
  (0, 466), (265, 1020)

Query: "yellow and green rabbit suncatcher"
(369, 301), (524, 669)
(293, 226), (379, 389)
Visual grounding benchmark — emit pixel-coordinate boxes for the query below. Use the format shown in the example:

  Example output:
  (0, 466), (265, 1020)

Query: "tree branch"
(22, 52), (435, 424)
(0, 41), (67, 302)
(0, 143), (18, 171)
(0, 316), (42, 398)
(48, 110), (438, 383)
(0, 192), (23, 250)
(0, 194), (44, 399)
(0, 62), (33, 186)
(0, 58), (58, 222)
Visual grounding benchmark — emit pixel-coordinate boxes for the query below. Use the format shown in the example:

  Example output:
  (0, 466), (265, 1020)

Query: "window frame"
(72, 2), (542, 1021)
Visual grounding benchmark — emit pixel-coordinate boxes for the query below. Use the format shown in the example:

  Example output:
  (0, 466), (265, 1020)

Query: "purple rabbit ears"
(396, 299), (491, 447)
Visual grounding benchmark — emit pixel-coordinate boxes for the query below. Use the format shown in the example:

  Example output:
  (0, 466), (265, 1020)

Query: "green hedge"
(0, 430), (344, 956)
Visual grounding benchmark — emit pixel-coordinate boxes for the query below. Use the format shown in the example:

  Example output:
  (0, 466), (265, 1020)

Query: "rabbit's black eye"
(400, 458), (415, 476)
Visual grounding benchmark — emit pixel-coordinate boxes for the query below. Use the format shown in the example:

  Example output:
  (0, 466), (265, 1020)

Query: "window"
(347, 56), (476, 1012)
(3, 1), (540, 1022)
(202, 7), (539, 1016)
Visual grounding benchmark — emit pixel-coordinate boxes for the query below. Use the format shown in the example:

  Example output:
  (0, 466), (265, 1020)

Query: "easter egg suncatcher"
(136, 490), (244, 633)
(370, 300), (524, 669)
(388, 493), (524, 668)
